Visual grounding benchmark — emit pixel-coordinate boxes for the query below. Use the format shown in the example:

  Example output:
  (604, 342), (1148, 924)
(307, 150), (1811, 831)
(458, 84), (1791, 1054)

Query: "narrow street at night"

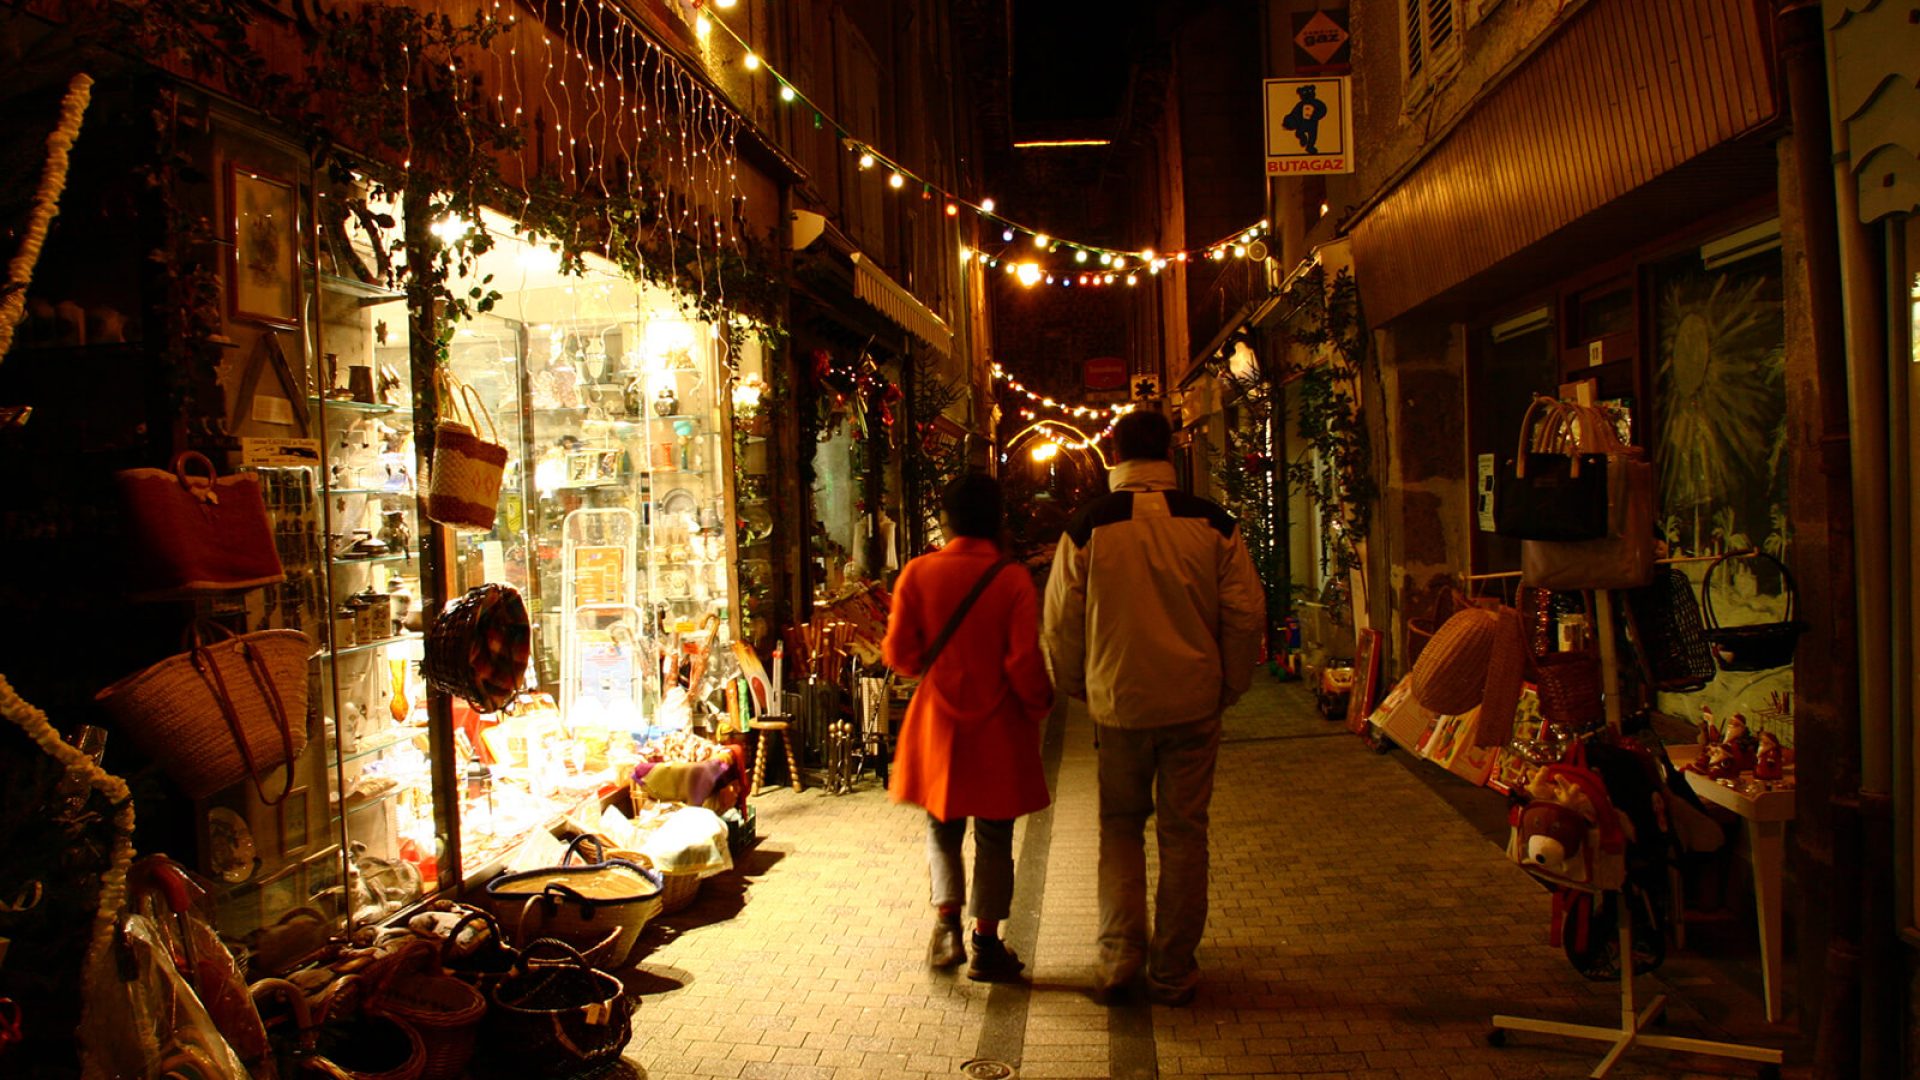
(623, 679), (1788, 1080)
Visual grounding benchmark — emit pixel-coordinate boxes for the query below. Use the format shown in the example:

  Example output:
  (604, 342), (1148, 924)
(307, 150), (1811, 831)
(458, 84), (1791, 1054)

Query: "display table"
(1667, 743), (1795, 1024)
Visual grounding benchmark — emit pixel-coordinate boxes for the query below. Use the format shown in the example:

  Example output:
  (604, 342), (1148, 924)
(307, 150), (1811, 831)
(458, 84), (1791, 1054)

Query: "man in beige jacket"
(1043, 408), (1267, 1006)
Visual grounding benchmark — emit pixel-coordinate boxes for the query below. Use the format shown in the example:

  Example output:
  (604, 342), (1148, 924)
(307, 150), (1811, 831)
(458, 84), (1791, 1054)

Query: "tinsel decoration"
(0, 73), (94, 363)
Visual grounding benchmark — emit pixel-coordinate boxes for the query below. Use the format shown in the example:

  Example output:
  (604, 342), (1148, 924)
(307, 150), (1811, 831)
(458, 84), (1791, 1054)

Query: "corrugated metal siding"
(1353, 0), (1777, 325)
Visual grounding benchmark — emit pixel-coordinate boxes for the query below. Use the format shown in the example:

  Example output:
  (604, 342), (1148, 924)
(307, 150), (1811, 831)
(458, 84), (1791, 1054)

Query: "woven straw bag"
(426, 374), (507, 532)
(486, 939), (633, 1075)
(1410, 606), (1527, 749)
(482, 857), (663, 969)
(369, 941), (487, 1080)
(95, 625), (311, 802)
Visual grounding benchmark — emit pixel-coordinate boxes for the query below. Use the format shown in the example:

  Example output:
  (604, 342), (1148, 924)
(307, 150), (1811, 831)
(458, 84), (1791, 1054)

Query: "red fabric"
(884, 538), (1053, 822)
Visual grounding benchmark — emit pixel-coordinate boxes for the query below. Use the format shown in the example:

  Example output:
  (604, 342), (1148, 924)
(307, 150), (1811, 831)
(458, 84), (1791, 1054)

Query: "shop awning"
(850, 252), (954, 359)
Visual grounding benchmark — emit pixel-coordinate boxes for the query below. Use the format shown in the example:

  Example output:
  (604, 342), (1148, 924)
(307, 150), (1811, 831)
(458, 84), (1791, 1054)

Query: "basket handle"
(514, 936), (592, 975)
(1700, 549), (1796, 632)
(188, 634), (299, 807)
(172, 451), (222, 504)
(561, 834), (611, 867)
(439, 906), (509, 966)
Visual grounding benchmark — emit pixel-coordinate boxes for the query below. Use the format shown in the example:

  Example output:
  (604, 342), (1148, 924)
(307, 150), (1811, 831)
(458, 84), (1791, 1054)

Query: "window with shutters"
(1403, 0), (1463, 104)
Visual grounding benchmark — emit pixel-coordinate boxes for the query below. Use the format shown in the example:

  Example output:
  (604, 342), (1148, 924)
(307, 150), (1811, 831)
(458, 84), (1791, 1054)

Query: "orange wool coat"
(884, 537), (1054, 823)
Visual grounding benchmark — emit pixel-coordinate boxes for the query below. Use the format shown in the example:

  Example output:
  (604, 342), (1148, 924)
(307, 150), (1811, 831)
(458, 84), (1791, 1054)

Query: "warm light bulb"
(980, 198), (996, 212)
(743, 53), (760, 70)
(858, 152), (875, 169)
(695, 14), (711, 36)
(945, 203), (959, 217)
(888, 172), (905, 189)
(1030, 442), (1060, 463)
(779, 84), (796, 102)
(1074, 250), (1088, 263)
(1212, 248), (1226, 261)
(1002, 228), (1014, 242)
(1176, 252), (1188, 262)
(1099, 253), (1113, 266)
(714, 0), (737, 7)
(1016, 262), (1043, 287)
(1233, 245), (1247, 258)
(1032, 233), (1049, 248)
(1126, 274), (1138, 286)
(960, 247), (973, 263)
(1319, 201), (1330, 217)
(1141, 249), (1156, 262)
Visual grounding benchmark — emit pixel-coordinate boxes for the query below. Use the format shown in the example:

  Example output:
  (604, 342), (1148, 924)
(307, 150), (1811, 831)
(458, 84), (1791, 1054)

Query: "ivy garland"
(1211, 264), (1373, 602)
(95, 0), (786, 375)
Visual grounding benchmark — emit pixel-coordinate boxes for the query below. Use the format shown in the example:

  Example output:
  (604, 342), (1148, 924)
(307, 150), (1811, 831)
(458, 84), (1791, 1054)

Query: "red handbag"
(115, 452), (285, 600)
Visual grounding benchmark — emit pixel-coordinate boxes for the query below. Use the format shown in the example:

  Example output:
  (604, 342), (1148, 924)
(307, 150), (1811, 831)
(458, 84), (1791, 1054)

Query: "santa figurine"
(1754, 731), (1785, 785)
(1686, 706), (1722, 774)
(1703, 742), (1742, 782)
(1723, 713), (1759, 772)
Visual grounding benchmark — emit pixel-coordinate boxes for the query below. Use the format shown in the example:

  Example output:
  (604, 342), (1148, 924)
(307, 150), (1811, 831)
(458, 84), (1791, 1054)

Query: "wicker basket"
(423, 583), (530, 713)
(482, 859), (663, 969)
(431, 906), (520, 992)
(93, 626), (311, 801)
(310, 1011), (427, 1080)
(1701, 552), (1808, 673)
(1623, 568), (1717, 691)
(1531, 652), (1604, 734)
(370, 943), (486, 1080)
(487, 939), (634, 1075)
(658, 870), (702, 915)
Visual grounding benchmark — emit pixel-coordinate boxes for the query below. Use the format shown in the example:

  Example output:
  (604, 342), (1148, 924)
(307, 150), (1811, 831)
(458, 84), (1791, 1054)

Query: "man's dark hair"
(941, 473), (1004, 539)
(1113, 409), (1173, 462)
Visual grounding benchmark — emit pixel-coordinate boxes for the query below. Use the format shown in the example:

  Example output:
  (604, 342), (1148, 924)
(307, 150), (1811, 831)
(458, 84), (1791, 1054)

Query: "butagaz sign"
(1264, 77), (1354, 176)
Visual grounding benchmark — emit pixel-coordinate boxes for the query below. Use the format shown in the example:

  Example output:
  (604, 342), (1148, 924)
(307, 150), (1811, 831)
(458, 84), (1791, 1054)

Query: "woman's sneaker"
(967, 933), (1026, 982)
(928, 917), (966, 968)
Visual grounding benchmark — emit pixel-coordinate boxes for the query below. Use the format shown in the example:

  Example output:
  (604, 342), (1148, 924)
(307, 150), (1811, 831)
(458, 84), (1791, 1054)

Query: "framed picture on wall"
(1345, 627), (1384, 735)
(228, 163), (300, 328)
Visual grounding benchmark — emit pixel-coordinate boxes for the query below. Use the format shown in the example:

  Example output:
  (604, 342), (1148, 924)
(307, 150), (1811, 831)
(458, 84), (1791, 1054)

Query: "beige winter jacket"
(1042, 459), (1268, 729)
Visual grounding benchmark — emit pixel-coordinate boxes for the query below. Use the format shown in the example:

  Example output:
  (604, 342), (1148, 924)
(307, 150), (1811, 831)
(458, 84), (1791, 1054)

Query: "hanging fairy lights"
(699, 8), (1270, 280)
(991, 363), (1136, 420)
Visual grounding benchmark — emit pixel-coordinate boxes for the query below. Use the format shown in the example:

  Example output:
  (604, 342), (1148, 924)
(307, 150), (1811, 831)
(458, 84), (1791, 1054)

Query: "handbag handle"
(172, 451), (222, 504)
(436, 368), (500, 444)
(439, 906), (510, 967)
(1700, 550), (1796, 632)
(189, 633), (299, 806)
(1511, 395), (1551, 480)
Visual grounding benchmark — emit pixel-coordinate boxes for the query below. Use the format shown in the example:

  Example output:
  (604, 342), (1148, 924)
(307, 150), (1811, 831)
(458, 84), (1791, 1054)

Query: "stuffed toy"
(1520, 801), (1590, 875)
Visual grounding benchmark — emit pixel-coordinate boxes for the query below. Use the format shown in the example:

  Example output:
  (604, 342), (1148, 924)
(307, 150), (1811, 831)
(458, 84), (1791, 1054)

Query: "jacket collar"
(941, 536), (1002, 556)
(1109, 459), (1177, 492)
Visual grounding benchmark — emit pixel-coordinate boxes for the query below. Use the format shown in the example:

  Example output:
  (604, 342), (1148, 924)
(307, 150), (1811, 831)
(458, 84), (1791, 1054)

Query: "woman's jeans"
(926, 813), (1015, 921)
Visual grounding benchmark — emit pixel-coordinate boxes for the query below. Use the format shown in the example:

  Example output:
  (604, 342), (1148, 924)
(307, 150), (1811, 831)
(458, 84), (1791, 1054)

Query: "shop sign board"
(1131, 374), (1162, 401)
(1264, 77), (1354, 176)
(1083, 356), (1127, 390)
(1292, 8), (1351, 74)
(240, 437), (322, 467)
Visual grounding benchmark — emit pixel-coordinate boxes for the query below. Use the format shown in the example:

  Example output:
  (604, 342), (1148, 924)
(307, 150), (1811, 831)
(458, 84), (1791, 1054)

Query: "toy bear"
(1520, 801), (1590, 875)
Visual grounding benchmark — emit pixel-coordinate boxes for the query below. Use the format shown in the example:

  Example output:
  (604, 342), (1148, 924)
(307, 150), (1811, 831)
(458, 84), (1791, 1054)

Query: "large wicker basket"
(422, 583), (529, 713)
(370, 942), (487, 1080)
(487, 940), (634, 1074)
(482, 859), (662, 969)
(93, 626), (311, 801)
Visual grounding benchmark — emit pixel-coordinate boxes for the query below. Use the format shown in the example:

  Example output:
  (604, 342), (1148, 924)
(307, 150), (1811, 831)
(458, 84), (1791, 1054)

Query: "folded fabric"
(640, 805), (734, 878)
(633, 758), (731, 806)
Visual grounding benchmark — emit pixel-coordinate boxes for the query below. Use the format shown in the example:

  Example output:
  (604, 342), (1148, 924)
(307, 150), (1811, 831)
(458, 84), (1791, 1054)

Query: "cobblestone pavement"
(618, 678), (1801, 1080)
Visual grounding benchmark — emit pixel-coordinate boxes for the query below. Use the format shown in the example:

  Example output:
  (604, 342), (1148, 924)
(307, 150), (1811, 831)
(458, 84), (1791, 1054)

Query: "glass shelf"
(315, 632), (423, 661)
(326, 488), (416, 498)
(308, 396), (409, 416)
(319, 272), (407, 306)
(332, 781), (416, 823)
(336, 727), (426, 765)
(331, 550), (418, 566)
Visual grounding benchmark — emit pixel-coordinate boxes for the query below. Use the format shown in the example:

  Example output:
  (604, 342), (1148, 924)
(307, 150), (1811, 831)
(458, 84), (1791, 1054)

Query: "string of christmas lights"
(990, 363), (1134, 419)
(701, 8), (1271, 280)
(1018, 413), (1125, 450)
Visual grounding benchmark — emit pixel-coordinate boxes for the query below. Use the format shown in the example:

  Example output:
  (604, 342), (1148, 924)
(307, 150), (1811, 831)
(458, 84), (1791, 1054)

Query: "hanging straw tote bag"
(426, 373), (508, 532)
(95, 625), (311, 802)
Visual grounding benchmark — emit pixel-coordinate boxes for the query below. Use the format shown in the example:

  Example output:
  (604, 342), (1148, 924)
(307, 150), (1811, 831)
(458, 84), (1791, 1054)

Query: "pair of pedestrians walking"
(881, 410), (1267, 1003)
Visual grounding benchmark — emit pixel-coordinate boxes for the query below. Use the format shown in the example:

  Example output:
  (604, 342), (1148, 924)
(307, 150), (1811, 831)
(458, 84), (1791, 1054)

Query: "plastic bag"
(80, 914), (248, 1080)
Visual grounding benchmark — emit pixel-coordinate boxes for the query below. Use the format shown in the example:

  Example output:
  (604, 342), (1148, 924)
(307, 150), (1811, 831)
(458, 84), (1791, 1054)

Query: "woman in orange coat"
(884, 474), (1053, 982)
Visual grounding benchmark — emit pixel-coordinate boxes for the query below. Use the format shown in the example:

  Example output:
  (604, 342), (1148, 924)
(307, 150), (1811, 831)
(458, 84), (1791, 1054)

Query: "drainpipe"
(1776, 2), (1860, 1072)
(1798, 0), (1900, 1071)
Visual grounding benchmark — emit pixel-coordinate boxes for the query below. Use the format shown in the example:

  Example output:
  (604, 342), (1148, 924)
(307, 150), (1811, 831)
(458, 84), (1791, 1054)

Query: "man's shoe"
(966, 933), (1026, 982)
(1092, 973), (1142, 1006)
(1146, 981), (1196, 1007)
(928, 919), (966, 968)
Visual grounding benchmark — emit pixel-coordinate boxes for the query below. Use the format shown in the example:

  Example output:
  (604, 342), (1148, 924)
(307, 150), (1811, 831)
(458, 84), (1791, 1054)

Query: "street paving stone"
(619, 678), (1801, 1079)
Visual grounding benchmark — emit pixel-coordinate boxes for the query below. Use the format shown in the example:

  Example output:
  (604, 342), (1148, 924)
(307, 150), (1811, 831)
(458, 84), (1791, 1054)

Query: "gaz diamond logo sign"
(1292, 9), (1351, 74)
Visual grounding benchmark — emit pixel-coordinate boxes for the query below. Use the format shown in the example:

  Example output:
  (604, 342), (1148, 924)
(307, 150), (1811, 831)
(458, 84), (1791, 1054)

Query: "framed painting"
(1344, 627), (1383, 735)
(228, 163), (300, 328)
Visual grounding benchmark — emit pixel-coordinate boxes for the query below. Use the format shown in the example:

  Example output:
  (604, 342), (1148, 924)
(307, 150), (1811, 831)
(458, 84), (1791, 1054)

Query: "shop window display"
(305, 200), (746, 918)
